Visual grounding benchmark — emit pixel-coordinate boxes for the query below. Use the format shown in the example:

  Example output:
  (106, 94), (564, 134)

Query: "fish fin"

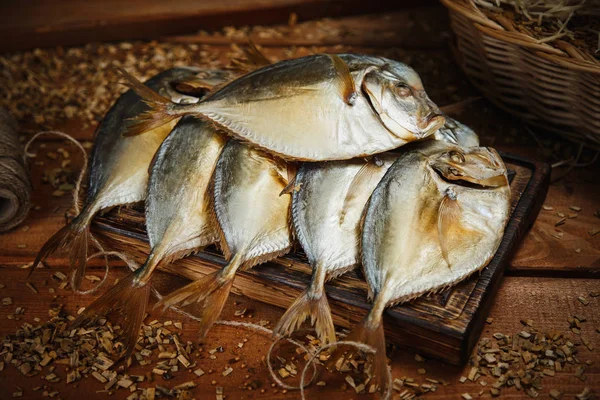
(156, 254), (242, 339)
(267, 163), (291, 190)
(328, 317), (388, 393)
(340, 160), (381, 225)
(239, 244), (292, 271)
(286, 163), (298, 186)
(30, 211), (92, 290)
(327, 54), (357, 105)
(273, 288), (336, 345)
(244, 39), (271, 67)
(279, 177), (302, 196)
(437, 193), (462, 269)
(116, 67), (180, 137)
(71, 269), (150, 365)
(229, 39), (271, 72)
(215, 220), (232, 260)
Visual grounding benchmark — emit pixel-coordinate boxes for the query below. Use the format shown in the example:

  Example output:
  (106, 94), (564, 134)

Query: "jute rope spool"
(0, 108), (32, 232)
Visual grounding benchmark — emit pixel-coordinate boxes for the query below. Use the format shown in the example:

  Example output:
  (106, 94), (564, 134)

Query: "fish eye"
(449, 151), (465, 164)
(393, 82), (412, 97)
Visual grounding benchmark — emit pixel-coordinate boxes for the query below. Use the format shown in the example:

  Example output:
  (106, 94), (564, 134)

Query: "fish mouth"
(418, 113), (445, 134)
(453, 174), (508, 188)
(432, 165), (507, 189)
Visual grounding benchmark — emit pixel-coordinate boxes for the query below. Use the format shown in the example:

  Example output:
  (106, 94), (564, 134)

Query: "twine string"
(0, 109), (31, 232)
(25, 130), (110, 294)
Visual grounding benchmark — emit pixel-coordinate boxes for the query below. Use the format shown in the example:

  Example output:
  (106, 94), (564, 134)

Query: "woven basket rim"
(440, 0), (600, 75)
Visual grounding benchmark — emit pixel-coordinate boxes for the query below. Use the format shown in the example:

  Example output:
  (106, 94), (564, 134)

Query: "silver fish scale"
(146, 116), (225, 252)
(292, 155), (396, 275)
(212, 140), (292, 265)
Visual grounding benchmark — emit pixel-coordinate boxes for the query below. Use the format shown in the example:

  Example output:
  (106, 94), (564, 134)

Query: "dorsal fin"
(328, 54), (357, 106)
(277, 162), (299, 195)
(437, 192), (461, 269)
(229, 39), (272, 73)
(245, 39), (271, 67)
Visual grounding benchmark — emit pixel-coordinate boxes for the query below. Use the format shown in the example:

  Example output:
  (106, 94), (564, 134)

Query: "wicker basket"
(440, 0), (600, 150)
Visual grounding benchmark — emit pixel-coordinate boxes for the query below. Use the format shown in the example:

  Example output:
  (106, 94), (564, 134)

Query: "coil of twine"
(0, 108), (32, 232)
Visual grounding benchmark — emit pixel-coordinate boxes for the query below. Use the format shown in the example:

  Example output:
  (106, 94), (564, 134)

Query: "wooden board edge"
(459, 155), (551, 363)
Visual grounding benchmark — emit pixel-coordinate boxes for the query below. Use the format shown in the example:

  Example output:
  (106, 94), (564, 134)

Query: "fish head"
(434, 117), (480, 147)
(430, 146), (508, 188)
(361, 62), (445, 141)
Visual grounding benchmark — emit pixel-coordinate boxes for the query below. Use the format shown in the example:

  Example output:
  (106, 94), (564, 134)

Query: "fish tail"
(71, 268), (150, 364)
(328, 309), (388, 393)
(156, 254), (242, 339)
(30, 209), (93, 290)
(116, 67), (190, 137)
(273, 286), (336, 345)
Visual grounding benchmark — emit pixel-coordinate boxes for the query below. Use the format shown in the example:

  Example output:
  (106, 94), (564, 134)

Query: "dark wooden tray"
(90, 152), (550, 365)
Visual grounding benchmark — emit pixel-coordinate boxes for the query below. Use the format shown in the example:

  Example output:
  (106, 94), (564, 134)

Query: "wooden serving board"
(89, 152), (550, 365)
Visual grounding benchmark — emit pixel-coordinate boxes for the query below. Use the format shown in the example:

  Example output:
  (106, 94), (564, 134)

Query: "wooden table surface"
(0, 5), (598, 400)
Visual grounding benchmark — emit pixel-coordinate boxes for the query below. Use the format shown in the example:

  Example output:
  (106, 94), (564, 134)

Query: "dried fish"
(332, 144), (510, 392)
(273, 117), (478, 344)
(273, 154), (397, 344)
(71, 117), (226, 361)
(32, 67), (233, 289)
(121, 54), (445, 161)
(156, 141), (293, 338)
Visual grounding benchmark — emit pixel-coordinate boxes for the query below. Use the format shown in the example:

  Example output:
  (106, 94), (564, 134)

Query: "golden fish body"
(72, 117), (227, 362)
(141, 117), (227, 281)
(89, 68), (225, 210)
(213, 141), (292, 266)
(362, 146), (510, 306)
(338, 144), (510, 391)
(156, 140), (293, 339)
(273, 154), (397, 344)
(123, 54), (445, 161)
(33, 67), (230, 290)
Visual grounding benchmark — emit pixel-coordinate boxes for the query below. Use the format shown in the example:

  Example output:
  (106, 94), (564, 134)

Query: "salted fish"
(32, 67), (232, 289)
(72, 117), (227, 361)
(333, 143), (511, 392)
(120, 53), (445, 161)
(156, 140), (293, 338)
(272, 154), (398, 344)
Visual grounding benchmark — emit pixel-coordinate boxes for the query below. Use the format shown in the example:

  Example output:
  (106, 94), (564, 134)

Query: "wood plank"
(509, 176), (600, 276)
(0, 269), (596, 400)
(166, 7), (450, 49)
(0, 0), (427, 53)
